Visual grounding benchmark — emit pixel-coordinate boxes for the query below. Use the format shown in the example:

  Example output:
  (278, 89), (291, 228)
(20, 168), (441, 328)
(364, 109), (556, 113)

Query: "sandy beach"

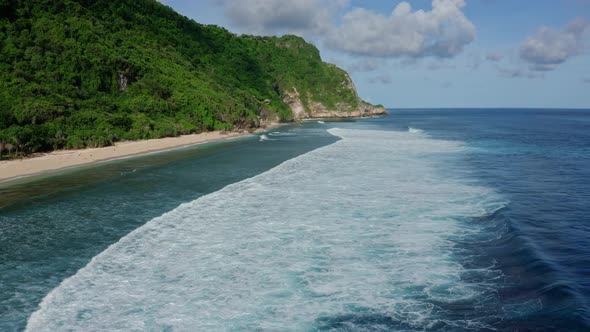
(0, 130), (251, 183)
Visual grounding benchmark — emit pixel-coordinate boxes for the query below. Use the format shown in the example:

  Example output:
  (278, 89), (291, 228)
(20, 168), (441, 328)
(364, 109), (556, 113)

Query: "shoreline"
(0, 129), (266, 185)
(0, 113), (385, 185)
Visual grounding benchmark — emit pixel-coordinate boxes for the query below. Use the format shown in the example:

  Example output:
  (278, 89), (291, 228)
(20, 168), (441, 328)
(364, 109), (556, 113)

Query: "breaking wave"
(27, 128), (506, 331)
(259, 134), (274, 141)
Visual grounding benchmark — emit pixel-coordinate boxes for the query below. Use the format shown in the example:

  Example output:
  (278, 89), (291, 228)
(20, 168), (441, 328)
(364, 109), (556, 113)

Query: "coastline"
(0, 130), (258, 184)
(0, 111), (385, 185)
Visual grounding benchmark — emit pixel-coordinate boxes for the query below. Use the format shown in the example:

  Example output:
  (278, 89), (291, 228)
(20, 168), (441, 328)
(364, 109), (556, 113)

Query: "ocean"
(1, 109), (589, 331)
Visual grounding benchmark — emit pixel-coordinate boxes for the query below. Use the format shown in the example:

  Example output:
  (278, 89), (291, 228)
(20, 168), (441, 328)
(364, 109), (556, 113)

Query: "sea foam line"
(27, 128), (504, 331)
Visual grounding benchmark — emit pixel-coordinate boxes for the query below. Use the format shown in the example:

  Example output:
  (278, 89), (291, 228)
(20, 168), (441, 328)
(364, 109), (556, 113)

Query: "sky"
(157, 0), (590, 108)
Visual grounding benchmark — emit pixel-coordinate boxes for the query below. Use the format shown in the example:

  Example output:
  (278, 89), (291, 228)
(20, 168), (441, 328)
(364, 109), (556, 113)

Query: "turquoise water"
(2, 111), (590, 331)
(0, 123), (337, 331)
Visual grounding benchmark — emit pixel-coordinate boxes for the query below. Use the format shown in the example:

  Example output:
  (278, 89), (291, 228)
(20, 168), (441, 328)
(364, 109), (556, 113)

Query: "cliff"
(0, 0), (385, 157)
(282, 72), (386, 120)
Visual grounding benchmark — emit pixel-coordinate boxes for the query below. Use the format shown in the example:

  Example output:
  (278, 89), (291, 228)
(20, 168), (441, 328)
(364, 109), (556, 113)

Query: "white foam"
(408, 127), (424, 134)
(27, 128), (503, 331)
(317, 120), (325, 124)
(268, 132), (294, 137)
(259, 134), (273, 141)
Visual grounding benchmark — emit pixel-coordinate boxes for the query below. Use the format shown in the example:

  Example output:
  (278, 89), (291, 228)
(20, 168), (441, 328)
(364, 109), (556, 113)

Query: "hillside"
(0, 0), (385, 156)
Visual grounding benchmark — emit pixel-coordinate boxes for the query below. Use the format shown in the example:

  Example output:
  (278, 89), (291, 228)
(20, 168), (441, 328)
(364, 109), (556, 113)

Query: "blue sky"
(158, 0), (590, 108)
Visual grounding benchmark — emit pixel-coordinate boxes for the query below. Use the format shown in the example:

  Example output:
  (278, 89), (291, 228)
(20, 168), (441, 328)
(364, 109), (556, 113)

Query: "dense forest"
(0, 0), (375, 157)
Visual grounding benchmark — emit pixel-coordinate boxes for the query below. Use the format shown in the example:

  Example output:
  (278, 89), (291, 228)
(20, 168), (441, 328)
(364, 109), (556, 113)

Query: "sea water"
(0, 124), (336, 331)
(2, 110), (590, 331)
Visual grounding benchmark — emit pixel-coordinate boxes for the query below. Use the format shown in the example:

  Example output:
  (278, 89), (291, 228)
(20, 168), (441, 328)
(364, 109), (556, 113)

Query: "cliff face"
(299, 100), (388, 119)
(283, 73), (387, 120)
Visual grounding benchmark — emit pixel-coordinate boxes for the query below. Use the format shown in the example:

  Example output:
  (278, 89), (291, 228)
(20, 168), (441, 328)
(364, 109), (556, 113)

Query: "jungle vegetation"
(0, 0), (361, 157)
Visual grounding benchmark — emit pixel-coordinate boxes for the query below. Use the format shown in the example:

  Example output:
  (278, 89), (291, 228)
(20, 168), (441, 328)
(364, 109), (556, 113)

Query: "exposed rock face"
(305, 101), (388, 119)
(282, 88), (307, 120)
(283, 73), (387, 120)
(117, 63), (136, 92)
(117, 72), (130, 92)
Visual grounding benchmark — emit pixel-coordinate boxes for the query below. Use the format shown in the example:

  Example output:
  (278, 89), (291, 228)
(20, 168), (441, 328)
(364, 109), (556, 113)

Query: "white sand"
(0, 131), (249, 183)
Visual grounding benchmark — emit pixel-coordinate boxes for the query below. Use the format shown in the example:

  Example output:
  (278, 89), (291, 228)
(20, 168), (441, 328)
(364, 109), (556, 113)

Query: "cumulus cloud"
(520, 18), (589, 71)
(222, 0), (344, 36)
(222, 0), (475, 59)
(326, 0), (476, 58)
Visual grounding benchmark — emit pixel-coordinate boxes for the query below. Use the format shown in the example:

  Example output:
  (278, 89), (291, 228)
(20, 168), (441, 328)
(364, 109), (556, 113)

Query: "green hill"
(0, 0), (384, 156)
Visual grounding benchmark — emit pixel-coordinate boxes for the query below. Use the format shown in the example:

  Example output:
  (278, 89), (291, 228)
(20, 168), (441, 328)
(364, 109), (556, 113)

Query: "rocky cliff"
(282, 73), (387, 120)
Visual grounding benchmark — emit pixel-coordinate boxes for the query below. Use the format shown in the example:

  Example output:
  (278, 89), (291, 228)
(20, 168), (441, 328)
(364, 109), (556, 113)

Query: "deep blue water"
(364, 109), (590, 330)
(1, 109), (590, 331)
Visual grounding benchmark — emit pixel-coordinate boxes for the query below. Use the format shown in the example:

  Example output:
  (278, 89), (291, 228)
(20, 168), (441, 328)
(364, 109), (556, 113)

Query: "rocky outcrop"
(282, 88), (307, 120)
(283, 73), (387, 120)
(304, 101), (388, 119)
(117, 63), (136, 92)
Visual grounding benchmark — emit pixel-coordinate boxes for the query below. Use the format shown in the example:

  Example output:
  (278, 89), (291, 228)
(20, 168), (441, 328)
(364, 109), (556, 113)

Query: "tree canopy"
(0, 0), (361, 156)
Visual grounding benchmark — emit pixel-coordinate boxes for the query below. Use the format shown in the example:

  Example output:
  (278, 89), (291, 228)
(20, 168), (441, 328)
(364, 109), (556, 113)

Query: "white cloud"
(325, 0), (476, 58)
(520, 18), (589, 71)
(221, 0), (475, 59)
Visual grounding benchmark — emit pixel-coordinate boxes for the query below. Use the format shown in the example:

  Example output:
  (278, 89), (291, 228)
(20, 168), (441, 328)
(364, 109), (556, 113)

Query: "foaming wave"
(27, 128), (505, 331)
(268, 132), (295, 137)
(259, 134), (274, 141)
(408, 127), (424, 134)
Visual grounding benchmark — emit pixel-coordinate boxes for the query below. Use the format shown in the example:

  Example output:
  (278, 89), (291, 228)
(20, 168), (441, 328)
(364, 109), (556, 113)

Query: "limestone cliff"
(283, 73), (387, 120)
